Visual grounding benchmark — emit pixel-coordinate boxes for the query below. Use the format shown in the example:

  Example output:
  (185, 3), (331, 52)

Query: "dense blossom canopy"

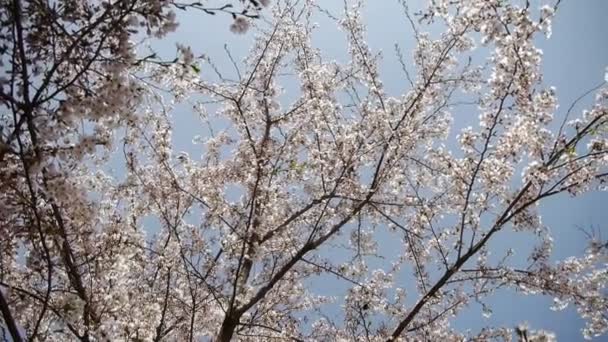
(0, 0), (607, 341)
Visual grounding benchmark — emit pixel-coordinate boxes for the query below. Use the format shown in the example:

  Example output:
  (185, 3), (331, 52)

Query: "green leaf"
(566, 146), (576, 156)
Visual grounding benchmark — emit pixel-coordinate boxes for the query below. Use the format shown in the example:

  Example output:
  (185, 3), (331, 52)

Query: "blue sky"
(145, 0), (608, 339)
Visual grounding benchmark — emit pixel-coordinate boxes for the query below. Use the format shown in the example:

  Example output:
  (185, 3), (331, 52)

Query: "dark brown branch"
(0, 289), (22, 342)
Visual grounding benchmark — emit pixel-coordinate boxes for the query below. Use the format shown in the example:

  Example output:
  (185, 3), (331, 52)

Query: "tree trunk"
(217, 316), (238, 342)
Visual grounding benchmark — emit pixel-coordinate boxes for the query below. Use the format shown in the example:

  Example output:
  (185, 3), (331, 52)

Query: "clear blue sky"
(147, 1), (608, 339)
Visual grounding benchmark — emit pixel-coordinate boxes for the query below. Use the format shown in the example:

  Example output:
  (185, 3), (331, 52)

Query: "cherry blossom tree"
(1, 0), (607, 341)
